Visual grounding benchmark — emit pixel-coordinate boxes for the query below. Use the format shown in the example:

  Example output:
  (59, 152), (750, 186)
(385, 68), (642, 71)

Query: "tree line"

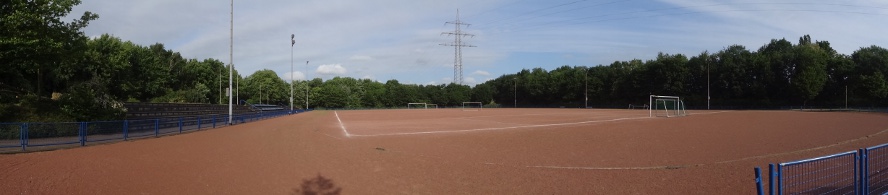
(482, 35), (888, 109)
(3, 0), (888, 122)
(140, 33), (888, 111)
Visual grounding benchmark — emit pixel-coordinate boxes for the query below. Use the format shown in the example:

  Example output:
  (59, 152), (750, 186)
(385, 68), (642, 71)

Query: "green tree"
(852, 45), (888, 102)
(361, 79), (386, 108)
(443, 83), (471, 106)
(471, 82), (495, 105)
(858, 72), (888, 99)
(791, 40), (829, 105)
(383, 80), (405, 107)
(242, 69), (287, 105)
(645, 53), (689, 96)
(1, 0), (98, 98)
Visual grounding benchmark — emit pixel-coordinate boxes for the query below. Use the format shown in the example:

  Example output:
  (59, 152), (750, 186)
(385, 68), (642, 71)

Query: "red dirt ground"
(1, 109), (887, 194)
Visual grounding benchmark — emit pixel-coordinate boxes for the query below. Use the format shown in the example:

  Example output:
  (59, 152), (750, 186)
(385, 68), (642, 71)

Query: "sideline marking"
(349, 116), (652, 137)
(525, 165), (687, 170)
(334, 111), (350, 137)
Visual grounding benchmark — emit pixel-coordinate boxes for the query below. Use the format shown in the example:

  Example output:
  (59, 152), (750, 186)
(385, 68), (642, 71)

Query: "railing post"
(755, 167), (764, 195)
(776, 164), (782, 195)
(860, 148), (867, 195)
(20, 123), (27, 151)
(154, 119), (159, 137)
(123, 120), (129, 141)
(179, 117), (183, 133)
(79, 122), (86, 146)
(769, 164), (775, 195)
(213, 115), (216, 128)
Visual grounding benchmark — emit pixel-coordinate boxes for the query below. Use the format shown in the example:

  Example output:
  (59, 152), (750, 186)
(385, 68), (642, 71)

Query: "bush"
(59, 81), (125, 121)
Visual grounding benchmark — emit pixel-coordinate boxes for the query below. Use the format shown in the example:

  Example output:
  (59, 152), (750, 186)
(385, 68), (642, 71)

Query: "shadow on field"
(292, 174), (342, 195)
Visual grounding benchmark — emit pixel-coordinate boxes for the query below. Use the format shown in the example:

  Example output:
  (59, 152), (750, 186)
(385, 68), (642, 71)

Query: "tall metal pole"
(219, 63), (222, 104)
(235, 78), (239, 105)
(228, 0), (234, 125)
(513, 78), (517, 108)
(305, 60), (309, 110)
(584, 67), (588, 109)
(290, 34), (295, 113)
(707, 57), (711, 110)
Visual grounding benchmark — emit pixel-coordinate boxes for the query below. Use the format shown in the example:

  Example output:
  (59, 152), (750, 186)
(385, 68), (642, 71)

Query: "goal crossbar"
(649, 95), (687, 117)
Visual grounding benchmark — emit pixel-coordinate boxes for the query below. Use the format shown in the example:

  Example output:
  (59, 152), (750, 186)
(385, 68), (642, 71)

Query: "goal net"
(426, 104), (438, 109)
(462, 102), (482, 111)
(628, 104), (649, 109)
(407, 103), (427, 109)
(649, 95), (687, 117)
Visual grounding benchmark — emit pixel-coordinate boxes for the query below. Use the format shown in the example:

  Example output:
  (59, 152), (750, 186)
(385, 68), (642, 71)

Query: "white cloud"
(68, 0), (888, 86)
(471, 70), (490, 76)
(281, 71), (306, 81)
(464, 77), (478, 85)
(316, 64), (348, 75)
(349, 55), (374, 61)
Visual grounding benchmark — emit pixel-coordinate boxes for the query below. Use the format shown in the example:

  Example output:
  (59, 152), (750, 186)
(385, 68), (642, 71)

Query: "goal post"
(426, 104), (438, 109)
(407, 103), (427, 109)
(462, 102), (482, 111)
(649, 95), (687, 117)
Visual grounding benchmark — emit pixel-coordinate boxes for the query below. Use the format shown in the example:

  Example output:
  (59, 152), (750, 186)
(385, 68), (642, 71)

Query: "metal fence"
(0, 110), (305, 152)
(755, 143), (888, 195)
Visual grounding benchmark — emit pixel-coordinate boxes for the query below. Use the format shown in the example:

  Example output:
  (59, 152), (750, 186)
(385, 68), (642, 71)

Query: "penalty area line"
(349, 116), (652, 137)
(334, 111), (350, 137)
(525, 165), (688, 170)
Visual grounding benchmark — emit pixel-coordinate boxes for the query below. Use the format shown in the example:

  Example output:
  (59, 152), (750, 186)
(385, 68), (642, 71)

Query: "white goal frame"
(462, 102), (483, 111)
(407, 103), (427, 109)
(649, 95), (687, 117)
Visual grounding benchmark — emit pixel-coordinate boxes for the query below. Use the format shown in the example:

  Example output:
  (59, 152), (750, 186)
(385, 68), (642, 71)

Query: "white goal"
(629, 104), (649, 109)
(407, 103), (427, 109)
(649, 95), (687, 117)
(462, 102), (482, 111)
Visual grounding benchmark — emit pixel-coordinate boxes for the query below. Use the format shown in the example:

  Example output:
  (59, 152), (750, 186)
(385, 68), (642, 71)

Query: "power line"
(479, 0), (591, 26)
(462, 0), (532, 21)
(484, 0), (629, 30)
(483, 2), (888, 35)
(440, 9), (476, 85)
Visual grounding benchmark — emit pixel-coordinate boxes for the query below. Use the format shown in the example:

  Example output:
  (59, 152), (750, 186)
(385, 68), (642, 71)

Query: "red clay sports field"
(2, 108), (888, 194)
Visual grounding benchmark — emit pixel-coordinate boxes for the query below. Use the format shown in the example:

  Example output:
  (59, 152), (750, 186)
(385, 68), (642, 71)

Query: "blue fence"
(755, 143), (888, 195)
(0, 109), (307, 152)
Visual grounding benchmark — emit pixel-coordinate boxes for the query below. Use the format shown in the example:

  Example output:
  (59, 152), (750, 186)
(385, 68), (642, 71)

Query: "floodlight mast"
(290, 34), (295, 113)
(227, 0), (233, 125)
(305, 60), (309, 110)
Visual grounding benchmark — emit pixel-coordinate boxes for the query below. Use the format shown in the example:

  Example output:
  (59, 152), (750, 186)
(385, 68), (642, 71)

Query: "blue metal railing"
(755, 143), (888, 195)
(0, 109), (307, 152)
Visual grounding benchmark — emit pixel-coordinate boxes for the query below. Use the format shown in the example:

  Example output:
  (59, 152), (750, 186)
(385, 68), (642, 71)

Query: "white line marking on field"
(689, 110), (732, 115)
(334, 111), (350, 137)
(525, 165), (687, 170)
(349, 116), (651, 137)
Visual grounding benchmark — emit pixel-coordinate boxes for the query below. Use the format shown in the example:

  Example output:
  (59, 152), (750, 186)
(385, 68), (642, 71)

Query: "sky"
(67, 0), (888, 86)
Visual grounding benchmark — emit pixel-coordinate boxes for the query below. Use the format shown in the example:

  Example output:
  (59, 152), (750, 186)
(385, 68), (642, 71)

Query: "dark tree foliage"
(480, 35), (885, 109)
